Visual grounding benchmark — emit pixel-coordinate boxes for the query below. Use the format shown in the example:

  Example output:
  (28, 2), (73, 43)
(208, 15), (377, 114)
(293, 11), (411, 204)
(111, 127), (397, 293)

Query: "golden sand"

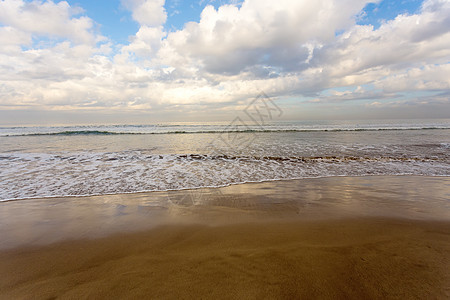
(0, 176), (449, 299)
(1, 218), (449, 299)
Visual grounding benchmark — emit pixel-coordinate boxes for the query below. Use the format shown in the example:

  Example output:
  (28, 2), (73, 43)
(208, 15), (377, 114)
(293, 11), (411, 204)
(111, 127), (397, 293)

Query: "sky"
(0, 0), (449, 125)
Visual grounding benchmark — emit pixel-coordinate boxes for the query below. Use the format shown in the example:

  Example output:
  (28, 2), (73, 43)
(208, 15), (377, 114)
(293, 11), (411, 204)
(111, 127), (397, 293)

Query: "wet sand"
(0, 176), (450, 299)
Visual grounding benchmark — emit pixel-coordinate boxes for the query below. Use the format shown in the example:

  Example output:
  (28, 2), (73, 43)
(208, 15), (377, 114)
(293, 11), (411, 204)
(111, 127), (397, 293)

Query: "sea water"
(0, 119), (449, 201)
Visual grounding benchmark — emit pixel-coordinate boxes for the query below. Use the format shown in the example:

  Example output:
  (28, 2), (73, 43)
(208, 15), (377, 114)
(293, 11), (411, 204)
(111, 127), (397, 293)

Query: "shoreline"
(1, 174), (449, 203)
(1, 175), (449, 250)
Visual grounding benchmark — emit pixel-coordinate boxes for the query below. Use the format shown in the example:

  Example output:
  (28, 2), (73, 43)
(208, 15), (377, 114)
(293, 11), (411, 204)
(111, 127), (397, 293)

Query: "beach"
(1, 0), (449, 297)
(1, 176), (449, 299)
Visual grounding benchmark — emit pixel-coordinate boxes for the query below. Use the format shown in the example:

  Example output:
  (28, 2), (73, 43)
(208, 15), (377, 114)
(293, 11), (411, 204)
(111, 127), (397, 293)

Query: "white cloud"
(159, 0), (374, 75)
(121, 0), (167, 26)
(121, 26), (166, 58)
(0, 0), (98, 45)
(313, 0), (450, 76)
(375, 64), (450, 93)
(0, 26), (31, 53)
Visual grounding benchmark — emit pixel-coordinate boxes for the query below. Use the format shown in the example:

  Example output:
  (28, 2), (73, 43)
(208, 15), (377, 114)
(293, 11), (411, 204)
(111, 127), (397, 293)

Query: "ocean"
(0, 119), (449, 201)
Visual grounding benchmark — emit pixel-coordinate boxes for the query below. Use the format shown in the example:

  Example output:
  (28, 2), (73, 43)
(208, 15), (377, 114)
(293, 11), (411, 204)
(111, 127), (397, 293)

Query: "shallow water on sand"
(0, 176), (449, 249)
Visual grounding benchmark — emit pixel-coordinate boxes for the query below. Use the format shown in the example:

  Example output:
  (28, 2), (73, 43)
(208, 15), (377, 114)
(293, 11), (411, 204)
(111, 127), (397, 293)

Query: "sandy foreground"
(0, 176), (449, 299)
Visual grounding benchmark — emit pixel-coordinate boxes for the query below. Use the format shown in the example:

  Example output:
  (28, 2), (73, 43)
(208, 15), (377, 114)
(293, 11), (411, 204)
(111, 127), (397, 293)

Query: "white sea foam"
(0, 151), (448, 201)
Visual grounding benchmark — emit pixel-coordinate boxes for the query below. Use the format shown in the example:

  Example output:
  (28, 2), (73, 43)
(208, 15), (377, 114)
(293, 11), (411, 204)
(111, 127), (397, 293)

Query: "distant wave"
(1, 126), (450, 137)
(12, 130), (129, 136)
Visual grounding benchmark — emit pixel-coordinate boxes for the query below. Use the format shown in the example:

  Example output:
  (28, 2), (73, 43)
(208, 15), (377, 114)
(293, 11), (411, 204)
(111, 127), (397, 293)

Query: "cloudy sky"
(0, 0), (449, 125)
